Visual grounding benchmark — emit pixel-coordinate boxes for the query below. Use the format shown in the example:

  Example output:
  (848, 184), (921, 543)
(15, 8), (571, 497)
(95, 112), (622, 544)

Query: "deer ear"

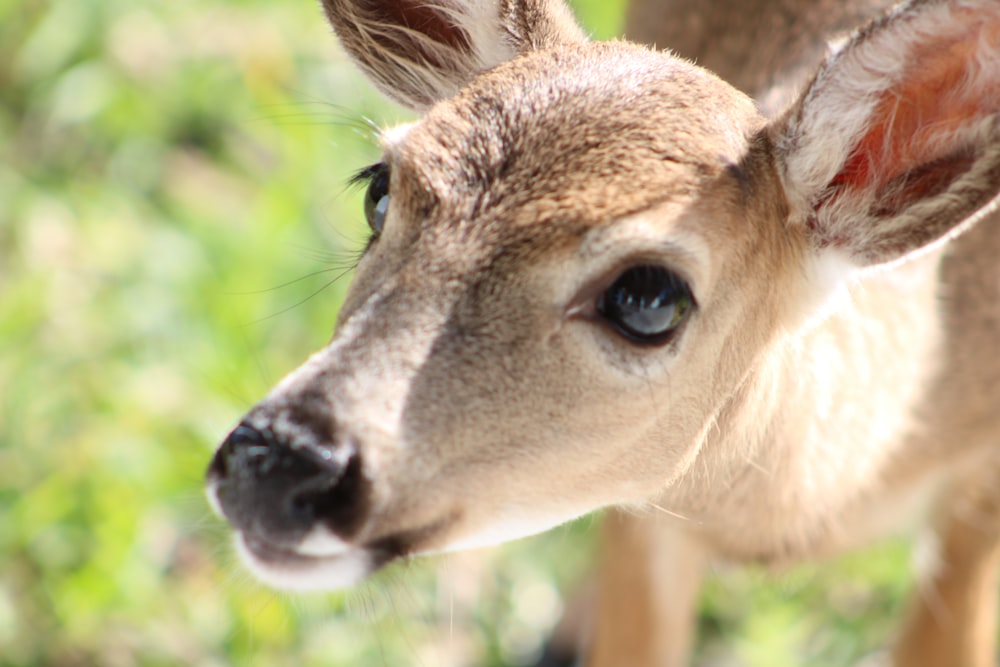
(773, 0), (1000, 268)
(321, 0), (586, 110)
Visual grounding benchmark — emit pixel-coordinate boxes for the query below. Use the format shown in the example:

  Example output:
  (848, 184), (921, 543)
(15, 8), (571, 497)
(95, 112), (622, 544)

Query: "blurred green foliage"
(1, 0), (914, 665)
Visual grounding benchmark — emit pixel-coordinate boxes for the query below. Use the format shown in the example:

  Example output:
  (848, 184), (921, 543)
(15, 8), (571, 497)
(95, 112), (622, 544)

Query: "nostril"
(207, 423), (270, 481)
(225, 423), (271, 455)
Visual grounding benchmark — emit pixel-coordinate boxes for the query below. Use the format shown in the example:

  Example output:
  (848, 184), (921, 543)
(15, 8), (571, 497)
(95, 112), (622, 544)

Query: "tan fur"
(208, 1), (1000, 664)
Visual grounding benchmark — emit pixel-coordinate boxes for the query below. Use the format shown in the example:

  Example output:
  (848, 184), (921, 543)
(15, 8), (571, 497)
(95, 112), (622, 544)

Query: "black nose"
(208, 422), (367, 546)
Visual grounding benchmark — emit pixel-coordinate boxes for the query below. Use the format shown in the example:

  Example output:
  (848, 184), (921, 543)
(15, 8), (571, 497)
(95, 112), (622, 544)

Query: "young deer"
(206, 0), (1000, 665)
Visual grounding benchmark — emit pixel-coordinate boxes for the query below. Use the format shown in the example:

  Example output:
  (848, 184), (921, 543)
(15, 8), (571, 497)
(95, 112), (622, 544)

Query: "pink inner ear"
(829, 14), (1000, 200)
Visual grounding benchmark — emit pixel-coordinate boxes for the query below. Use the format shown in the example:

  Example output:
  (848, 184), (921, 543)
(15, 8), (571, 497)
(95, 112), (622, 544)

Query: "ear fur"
(321, 0), (586, 109)
(773, 0), (1000, 267)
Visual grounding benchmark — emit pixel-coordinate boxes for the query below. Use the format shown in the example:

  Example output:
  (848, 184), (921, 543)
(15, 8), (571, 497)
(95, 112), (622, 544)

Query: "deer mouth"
(234, 530), (374, 591)
(231, 519), (454, 591)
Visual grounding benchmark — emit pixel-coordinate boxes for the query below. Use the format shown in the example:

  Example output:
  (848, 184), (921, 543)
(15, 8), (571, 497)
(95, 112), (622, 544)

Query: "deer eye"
(358, 163), (390, 235)
(598, 265), (694, 344)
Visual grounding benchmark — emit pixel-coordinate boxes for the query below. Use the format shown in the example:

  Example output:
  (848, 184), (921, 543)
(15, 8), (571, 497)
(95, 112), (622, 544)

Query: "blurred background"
(2, 0), (915, 665)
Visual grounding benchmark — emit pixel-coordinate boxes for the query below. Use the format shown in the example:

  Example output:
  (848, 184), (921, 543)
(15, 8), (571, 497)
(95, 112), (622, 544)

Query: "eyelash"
(349, 163), (384, 187)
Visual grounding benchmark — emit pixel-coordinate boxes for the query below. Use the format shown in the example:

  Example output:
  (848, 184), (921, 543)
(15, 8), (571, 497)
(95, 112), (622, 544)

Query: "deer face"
(206, 42), (798, 588)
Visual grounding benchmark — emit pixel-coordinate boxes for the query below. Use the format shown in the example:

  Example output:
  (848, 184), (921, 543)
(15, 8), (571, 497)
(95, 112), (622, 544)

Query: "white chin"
(235, 535), (374, 592)
(437, 507), (587, 554)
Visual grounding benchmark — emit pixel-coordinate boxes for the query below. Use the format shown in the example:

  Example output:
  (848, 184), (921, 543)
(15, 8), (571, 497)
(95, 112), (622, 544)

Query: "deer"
(205, 0), (1000, 664)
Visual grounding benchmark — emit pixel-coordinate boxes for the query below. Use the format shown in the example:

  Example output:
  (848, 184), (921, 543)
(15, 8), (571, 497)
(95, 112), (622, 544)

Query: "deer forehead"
(380, 42), (767, 245)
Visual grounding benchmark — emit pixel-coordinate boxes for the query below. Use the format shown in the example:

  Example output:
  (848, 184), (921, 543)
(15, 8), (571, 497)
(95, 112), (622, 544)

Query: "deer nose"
(208, 422), (368, 546)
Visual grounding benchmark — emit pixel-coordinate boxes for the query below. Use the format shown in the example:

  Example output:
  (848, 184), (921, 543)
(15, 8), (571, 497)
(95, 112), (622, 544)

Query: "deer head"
(207, 0), (1000, 590)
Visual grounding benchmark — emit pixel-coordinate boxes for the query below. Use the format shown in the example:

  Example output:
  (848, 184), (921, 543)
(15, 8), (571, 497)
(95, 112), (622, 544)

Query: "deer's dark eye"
(360, 163), (390, 234)
(598, 265), (694, 344)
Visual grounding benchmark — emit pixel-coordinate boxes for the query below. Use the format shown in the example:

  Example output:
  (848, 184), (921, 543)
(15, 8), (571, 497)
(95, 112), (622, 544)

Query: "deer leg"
(586, 509), (704, 667)
(892, 459), (1000, 667)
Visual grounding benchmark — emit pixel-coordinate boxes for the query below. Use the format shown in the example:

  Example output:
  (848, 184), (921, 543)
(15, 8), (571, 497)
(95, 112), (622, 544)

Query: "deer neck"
(626, 0), (897, 115)
(657, 251), (946, 561)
